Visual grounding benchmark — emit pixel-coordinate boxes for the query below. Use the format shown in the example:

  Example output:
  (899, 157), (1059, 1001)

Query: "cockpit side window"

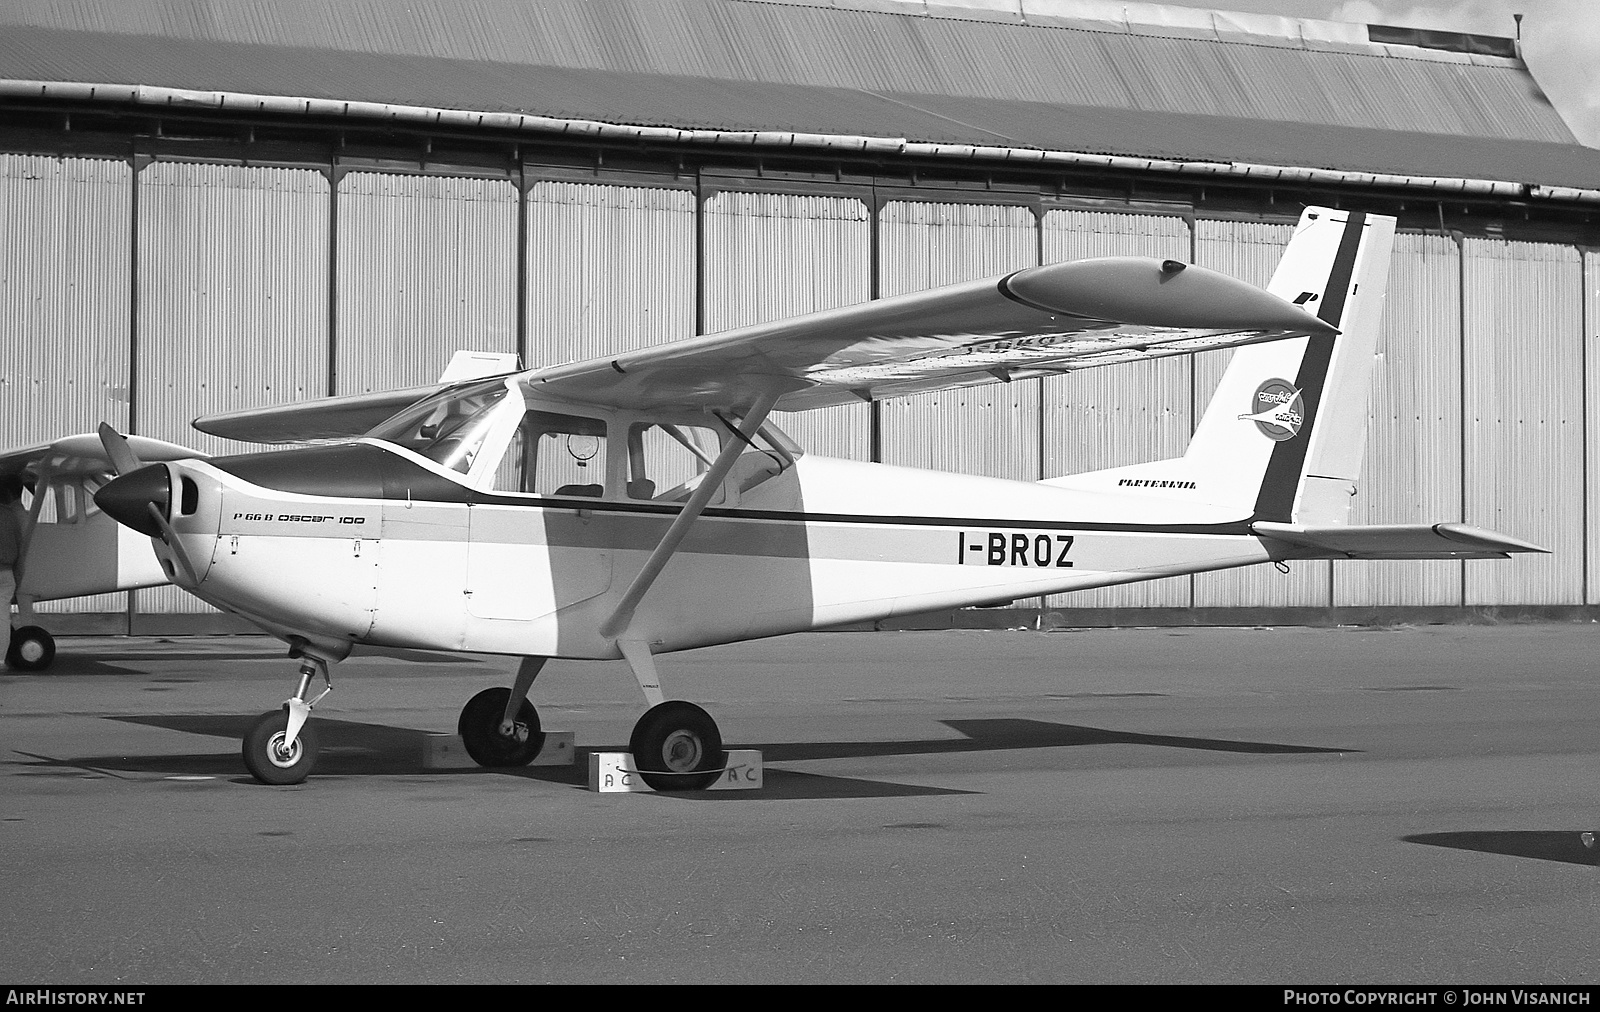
(626, 422), (722, 502)
(623, 416), (801, 503)
(522, 410), (608, 497)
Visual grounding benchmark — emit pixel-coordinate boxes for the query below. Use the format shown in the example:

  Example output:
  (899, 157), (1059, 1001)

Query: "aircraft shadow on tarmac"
(659, 718), (1353, 802)
(14, 646), (479, 677)
(41, 713), (1354, 800)
(1403, 832), (1600, 867)
(756, 718), (1354, 762)
(7, 658), (168, 677)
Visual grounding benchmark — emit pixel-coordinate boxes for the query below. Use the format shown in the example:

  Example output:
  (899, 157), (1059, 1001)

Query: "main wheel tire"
(458, 687), (545, 767)
(6, 626), (55, 672)
(242, 709), (320, 785)
(629, 701), (725, 792)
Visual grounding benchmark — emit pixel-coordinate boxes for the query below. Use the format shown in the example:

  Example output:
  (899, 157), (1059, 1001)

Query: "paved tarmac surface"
(2, 623), (1598, 984)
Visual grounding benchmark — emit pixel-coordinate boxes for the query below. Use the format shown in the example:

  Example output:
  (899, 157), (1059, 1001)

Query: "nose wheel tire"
(629, 701), (725, 791)
(6, 626), (56, 671)
(458, 687), (545, 767)
(242, 709), (320, 785)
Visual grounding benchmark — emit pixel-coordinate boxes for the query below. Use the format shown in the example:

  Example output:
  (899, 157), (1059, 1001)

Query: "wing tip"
(1434, 523), (1549, 554)
(1006, 256), (1335, 336)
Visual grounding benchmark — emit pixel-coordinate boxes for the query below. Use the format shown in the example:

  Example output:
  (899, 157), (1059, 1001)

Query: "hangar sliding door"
(1462, 239), (1583, 606)
(877, 201), (1040, 480)
(702, 190), (870, 460)
(336, 171), (517, 393)
(526, 181), (694, 366)
(135, 162), (329, 616)
(1040, 209), (1192, 610)
(1, 155), (132, 615)
(1190, 218), (1329, 608)
(1334, 232), (1464, 607)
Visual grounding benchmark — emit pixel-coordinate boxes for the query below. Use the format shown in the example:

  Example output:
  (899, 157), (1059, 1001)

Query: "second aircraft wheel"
(242, 709), (320, 785)
(629, 701), (725, 791)
(458, 687), (545, 767)
(6, 626), (56, 671)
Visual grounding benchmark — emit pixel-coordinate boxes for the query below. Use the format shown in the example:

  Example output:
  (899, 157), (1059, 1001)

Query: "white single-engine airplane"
(89, 207), (1543, 787)
(0, 351), (519, 671)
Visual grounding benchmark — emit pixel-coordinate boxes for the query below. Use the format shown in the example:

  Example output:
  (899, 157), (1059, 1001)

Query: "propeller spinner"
(93, 424), (202, 586)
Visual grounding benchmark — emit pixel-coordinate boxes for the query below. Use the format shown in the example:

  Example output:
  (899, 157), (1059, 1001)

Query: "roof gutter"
(4, 78), (1596, 205)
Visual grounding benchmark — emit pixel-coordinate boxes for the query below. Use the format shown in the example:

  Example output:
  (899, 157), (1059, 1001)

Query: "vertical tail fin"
(1050, 207), (1395, 524)
(1183, 207), (1395, 523)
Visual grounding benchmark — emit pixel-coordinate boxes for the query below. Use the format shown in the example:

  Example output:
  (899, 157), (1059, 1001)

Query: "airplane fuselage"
(152, 440), (1283, 661)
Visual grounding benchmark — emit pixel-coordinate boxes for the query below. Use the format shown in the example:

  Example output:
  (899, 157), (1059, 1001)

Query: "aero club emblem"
(1239, 379), (1304, 441)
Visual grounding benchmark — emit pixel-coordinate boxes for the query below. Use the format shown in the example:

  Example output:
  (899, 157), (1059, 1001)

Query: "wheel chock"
(422, 731), (574, 769)
(588, 750), (763, 793)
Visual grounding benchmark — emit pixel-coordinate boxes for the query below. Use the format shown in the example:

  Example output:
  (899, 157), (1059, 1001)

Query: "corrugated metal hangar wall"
(3, 150), (1595, 627)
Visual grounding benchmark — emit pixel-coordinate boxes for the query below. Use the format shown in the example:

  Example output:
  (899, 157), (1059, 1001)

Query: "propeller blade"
(145, 500), (201, 586)
(97, 423), (142, 477)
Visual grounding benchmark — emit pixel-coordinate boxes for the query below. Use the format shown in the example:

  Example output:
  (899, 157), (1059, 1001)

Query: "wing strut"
(598, 390), (779, 643)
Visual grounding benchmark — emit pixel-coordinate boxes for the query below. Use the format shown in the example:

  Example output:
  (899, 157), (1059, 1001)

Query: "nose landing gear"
(243, 652), (333, 785)
(243, 709), (321, 785)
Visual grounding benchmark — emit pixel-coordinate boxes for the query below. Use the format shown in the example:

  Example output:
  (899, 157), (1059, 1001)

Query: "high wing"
(529, 257), (1336, 413)
(1, 433), (200, 480)
(194, 383), (451, 444)
(195, 350), (520, 444)
(1252, 522), (1549, 560)
(193, 259), (1330, 441)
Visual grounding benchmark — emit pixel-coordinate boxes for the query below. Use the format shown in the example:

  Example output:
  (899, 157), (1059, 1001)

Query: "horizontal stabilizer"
(1252, 522), (1548, 560)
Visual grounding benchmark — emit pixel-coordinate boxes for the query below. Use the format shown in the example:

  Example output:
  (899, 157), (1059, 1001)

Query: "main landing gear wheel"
(6, 626), (55, 671)
(629, 701), (725, 792)
(458, 687), (545, 767)
(242, 709), (320, 785)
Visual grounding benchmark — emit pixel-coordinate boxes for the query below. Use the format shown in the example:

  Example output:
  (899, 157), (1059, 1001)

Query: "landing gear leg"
(242, 654), (331, 785)
(619, 639), (725, 792)
(502, 656), (546, 738)
(458, 657), (547, 767)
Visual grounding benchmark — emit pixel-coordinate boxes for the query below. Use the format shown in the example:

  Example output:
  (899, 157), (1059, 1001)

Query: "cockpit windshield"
(366, 378), (512, 473)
